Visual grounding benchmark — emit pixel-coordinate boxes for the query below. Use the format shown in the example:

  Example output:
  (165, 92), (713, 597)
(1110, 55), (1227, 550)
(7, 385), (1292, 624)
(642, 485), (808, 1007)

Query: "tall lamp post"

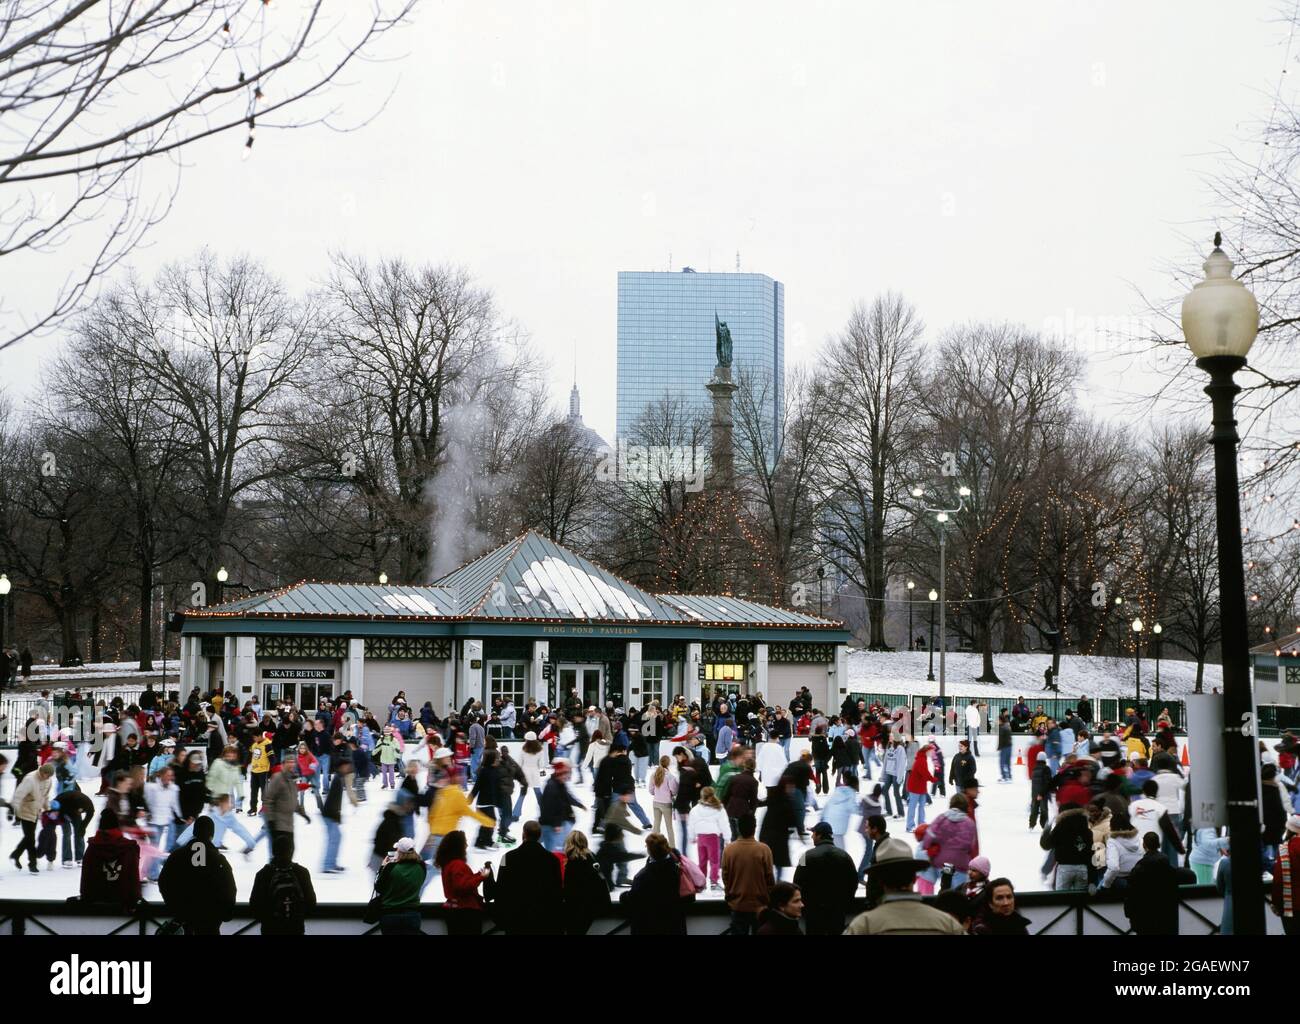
(911, 483), (970, 706)
(215, 566), (228, 606)
(0, 573), (10, 651)
(1131, 617), (1144, 710)
(906, 580), (915, 651)
(1153, 623), (1163, 702)
(1182, 230), (1264, 935)
(926, 589), (937, 682)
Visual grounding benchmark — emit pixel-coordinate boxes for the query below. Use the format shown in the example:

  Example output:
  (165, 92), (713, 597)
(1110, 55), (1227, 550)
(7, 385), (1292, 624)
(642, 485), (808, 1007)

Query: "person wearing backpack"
(250, 834), (317, 935)
(158, 815), (237, 935)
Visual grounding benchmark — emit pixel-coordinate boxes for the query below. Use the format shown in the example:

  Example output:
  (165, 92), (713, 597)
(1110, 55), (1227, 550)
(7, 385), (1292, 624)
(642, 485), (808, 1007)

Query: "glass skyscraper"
(616, 269), (784, 447)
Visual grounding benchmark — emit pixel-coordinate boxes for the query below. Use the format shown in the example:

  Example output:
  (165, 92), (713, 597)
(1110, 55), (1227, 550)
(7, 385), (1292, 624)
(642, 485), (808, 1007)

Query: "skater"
(158, 815), (237, 935)
(687, 786), (729, 890)
(249, 835), (316, 935)
(562, 830), (612, 934)
(793, 821), (857, 935)
(9, 763), (54, 873)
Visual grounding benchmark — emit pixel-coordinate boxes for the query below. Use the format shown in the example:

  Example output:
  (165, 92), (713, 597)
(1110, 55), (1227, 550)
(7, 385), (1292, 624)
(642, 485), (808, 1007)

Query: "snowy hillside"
(846, 649), (1221, 701)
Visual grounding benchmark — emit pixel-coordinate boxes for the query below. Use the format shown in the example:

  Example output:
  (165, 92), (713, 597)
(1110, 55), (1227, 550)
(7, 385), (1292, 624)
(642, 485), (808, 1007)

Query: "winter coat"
(158, 838), (237, 927)
(923, 808), (978, 872)
(793, 840), (857, 914)
(905, 748), (935, 795)
(561, 852), (611, 935)
(758, 785), (797, 868)
(949, 751), (978, 789)
(519, 747), (549, 789)
(819, 784), (859, 837)
(1101, 828), (1143, 888)
(1039, 806), (1092, 866)
(724, 771), (760, 820)
(688, 801), (730, 837)
(721, 836), (776, 914)
(1125, 851), (1196, 934)
(496, 839), (563, 935)
(972, 908), (1031, 935)
(13, 771), (52, 823)
(263, 769), (300, 833)
(756, 908), (803, 935)
(883, 745), (908, 779)
(620, 853), (686, 935)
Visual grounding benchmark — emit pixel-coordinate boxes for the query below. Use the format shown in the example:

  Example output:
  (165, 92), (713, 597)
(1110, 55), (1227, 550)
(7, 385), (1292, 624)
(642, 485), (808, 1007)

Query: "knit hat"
(395, 837), (416, 852)
(524, 731), (537, 741)
(968, 855), (991, 877)
(1287, 815), (1300, 835)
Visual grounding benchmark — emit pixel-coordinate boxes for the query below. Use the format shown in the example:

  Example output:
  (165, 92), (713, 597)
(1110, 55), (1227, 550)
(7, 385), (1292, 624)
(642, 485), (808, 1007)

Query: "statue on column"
(714, 313), (733, 368)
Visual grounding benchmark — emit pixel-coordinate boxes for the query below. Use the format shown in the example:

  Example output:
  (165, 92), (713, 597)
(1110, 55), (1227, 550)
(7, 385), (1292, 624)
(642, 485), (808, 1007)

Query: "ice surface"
(0, 736), (1181, 905)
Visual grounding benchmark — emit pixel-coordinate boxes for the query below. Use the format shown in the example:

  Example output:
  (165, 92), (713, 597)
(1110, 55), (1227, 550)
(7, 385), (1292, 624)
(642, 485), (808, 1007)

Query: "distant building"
(565, 381), (608, 452)
(616, 269), (784, 448)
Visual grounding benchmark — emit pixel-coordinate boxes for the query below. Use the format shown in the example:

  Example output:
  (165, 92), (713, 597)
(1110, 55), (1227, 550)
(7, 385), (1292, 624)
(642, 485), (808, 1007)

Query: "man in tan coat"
(9, 763), (54, 873)
(721, 814), (775, 935)
(845, 838), (966, 935)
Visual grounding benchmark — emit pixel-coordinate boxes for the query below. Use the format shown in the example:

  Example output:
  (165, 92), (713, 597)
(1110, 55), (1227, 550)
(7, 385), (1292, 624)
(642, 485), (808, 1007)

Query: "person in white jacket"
(756, 739), (789, 789)
(687, 787), (730, 890)
(1152, 767), (1188, 862)
(144, 766), (182, 881)
(964, 701), (982, 756)
(514, 733), (549, 822)
(1100, 813), (1143, 890)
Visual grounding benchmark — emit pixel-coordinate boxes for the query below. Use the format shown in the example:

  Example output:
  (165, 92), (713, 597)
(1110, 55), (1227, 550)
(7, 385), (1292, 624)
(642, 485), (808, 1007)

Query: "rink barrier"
(0, 885), (1278, 936)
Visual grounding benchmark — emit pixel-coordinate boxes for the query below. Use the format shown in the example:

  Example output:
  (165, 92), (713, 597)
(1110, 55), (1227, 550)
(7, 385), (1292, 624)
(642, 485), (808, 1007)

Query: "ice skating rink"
(0, 735), (1126, 903)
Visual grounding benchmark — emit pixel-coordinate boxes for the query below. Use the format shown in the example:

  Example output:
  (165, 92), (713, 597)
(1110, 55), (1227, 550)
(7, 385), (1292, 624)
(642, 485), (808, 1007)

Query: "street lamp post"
(1132, 617), (1144, 710)
(911, 484), (970, 707)
(906, 580), (915, 651)
(1153, 623), (1163, 702)
(1182, 231), (1264, 935)
(0, 573), (10, 652)
(927, 589), (937, 682)
(215, 566), (228, 606)
(378, 571), (389, 585)
(819, 564), (826, 617)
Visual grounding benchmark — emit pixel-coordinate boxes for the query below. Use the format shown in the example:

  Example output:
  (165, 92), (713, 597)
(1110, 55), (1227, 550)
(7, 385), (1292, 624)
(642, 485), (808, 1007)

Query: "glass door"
(558, 664), (603, 712)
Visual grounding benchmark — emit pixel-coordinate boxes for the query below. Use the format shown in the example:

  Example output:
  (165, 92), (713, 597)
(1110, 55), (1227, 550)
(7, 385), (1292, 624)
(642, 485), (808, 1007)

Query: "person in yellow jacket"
(420, 748), (494, 895)
(248, 732), (273, 815)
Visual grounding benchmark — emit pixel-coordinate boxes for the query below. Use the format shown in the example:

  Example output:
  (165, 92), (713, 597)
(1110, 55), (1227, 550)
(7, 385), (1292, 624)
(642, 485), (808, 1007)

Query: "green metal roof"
(185, 531), (845, 633)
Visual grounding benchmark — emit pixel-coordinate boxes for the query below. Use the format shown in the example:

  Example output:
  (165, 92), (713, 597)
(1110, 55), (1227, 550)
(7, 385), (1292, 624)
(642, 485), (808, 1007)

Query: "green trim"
(703, 641), (753, 663)
(769, 641), (836, 664)
(182, 617), (851, 645)
(485, 638), (532, 661)
(256, 635), (347, 659)
(366, 637), (452, 660)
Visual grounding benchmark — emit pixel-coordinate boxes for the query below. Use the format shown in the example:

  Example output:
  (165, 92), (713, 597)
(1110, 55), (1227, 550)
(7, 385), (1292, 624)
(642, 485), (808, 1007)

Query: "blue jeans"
(790, 788), (807, 835)
(469, 746), (483, 782)
(145, 824), (170, 880)
(633, 755), (648, 784)
(543, 821), (573, 853)
(780, 738), (791, 760)
(999, 747), (1012, 780)
(1047, 754), (1060, 775)
(513, 786), (544, 821)
(906, 792), (927, 831)
(856, 837), (876, 882)
(317, 753), (332, 797)
(881, 774), (901, 816)
(627, 800), (651, 828)
(967, 726), (980, 755)
(177, 809), (254, 850)
(420, 834), (445, 894)
(323, 818), (342, 871)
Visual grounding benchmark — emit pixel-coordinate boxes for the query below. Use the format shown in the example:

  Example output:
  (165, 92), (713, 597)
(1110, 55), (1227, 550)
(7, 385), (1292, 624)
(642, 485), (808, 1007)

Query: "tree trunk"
(976, 622), (1002, 683)
(90, 607), (102, 663)
(1195, 659), (1204, 694)
(60, 606), (82, 666)
(138, 562), (155, 672)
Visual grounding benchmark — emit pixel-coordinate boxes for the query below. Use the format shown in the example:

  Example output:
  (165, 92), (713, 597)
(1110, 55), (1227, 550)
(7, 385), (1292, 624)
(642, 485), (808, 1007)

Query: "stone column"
(222, 637), (237, 693)
(461, 639), (484, 709)
(531, 640), (550, 706)
(234, 636), (257, 697)
(828, 643), (849, 714)
(624, 641), (643, 706)
(686, 642), (703, 705)
(341, 638), (365, 704)
(705, 364), (738, 489)
(441, 657), (457, 716)
(753, 643), (769, 698)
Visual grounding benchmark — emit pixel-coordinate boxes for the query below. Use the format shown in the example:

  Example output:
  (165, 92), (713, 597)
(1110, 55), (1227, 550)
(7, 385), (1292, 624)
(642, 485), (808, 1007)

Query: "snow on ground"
(0, 736), (1180, 905)
(847, 649), (1221, 701)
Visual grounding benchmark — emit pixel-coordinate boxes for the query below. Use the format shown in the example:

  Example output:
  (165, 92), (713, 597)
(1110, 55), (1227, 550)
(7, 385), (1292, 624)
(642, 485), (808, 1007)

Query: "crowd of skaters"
(0, 681), (1296, 935)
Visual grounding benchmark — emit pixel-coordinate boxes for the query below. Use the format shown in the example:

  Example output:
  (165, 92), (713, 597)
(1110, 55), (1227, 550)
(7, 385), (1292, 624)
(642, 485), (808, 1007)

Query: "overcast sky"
(5, 0), (1295, 442)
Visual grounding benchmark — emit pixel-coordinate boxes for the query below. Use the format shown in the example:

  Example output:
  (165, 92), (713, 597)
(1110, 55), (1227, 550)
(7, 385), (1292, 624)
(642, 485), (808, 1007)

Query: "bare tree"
(513, 418), (602, 546)
(818, 294), (926, 647)
(1, 0), (417, 347)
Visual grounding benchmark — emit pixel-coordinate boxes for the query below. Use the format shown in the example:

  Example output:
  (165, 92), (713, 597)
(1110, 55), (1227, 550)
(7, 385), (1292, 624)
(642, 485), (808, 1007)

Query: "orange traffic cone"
(1181, 743), (1190, 767)
(1015, 751), (1024, 766)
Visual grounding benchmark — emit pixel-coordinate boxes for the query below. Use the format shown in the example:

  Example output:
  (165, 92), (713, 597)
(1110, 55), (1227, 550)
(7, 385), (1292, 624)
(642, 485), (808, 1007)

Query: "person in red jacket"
(1025, 737), (1045, 781)
(79, 808), (142, 911)
(905, 742), (935, 831)
(1270, 815), (1300, 935)
(437, 829), (490, 935)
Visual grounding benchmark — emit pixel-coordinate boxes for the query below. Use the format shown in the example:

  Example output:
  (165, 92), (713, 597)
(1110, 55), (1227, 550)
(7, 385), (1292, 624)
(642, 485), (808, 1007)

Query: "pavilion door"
(558, 664), (602, 710)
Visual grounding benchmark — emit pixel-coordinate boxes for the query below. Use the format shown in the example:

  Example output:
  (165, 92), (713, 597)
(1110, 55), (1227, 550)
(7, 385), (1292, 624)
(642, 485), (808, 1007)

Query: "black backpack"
(268, 865), (304, 922)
